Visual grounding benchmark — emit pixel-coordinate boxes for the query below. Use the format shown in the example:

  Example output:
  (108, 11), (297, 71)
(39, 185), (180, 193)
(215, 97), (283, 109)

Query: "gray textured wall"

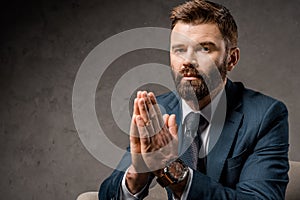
(1, 0), (299, 199)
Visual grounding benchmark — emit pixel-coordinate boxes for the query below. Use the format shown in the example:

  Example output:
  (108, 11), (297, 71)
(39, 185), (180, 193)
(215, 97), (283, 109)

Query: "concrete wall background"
(0, 0), (299, 199)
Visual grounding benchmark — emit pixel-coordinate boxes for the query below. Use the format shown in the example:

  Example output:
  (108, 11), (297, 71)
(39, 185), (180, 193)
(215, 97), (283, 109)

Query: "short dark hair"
(170, 0), (238, 48)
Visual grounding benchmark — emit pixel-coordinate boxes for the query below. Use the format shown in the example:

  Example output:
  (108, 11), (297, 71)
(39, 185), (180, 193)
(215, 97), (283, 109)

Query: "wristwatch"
(156, 159), (189, 188)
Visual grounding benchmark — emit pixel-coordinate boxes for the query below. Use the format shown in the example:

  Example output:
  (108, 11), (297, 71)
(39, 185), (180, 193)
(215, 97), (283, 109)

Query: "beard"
(171, 57), (227, 104)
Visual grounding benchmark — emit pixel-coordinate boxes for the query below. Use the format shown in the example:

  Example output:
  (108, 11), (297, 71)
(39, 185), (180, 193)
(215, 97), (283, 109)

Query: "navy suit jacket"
(99, 80), (289, 200)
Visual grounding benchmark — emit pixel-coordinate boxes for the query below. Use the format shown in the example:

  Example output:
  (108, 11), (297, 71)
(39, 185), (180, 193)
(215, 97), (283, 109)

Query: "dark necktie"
(181, 112), (209, 173)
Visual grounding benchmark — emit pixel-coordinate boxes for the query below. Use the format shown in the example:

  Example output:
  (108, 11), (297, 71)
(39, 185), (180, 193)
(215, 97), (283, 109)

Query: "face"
(170, 22), (229, 104)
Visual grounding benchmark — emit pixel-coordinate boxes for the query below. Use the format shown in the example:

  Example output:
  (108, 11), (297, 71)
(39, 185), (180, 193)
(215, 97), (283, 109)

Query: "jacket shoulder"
(239, 83), (287, 113)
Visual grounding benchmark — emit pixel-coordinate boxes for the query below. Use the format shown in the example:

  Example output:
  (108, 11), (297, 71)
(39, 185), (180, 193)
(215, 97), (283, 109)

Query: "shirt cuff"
(172, 167), (193, 200)
(119, 168), (149, 200)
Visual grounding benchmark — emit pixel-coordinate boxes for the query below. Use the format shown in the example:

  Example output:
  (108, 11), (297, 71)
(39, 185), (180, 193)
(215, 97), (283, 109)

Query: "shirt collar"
(181, 89), (224, 124)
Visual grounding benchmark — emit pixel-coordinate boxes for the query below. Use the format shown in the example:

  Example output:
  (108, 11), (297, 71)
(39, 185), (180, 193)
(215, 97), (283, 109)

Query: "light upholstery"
(77, 161), (300, 200)
(286, 161), (300, 200)
(76, 181), (167, 200)
(77, 192), (98, 200)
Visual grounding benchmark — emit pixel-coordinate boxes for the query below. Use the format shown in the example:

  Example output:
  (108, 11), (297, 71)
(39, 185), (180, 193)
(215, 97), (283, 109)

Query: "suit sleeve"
(187, 101), (289, 200)
(98, 150), (129, 200)
(98, 148), (154, 200)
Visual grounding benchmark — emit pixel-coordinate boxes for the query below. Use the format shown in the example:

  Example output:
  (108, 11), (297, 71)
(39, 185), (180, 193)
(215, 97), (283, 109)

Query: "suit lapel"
(206, 80), (244, 182)
(206, 110), (243, 181)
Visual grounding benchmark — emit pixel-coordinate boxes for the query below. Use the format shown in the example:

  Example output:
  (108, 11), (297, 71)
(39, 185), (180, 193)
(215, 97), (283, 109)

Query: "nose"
(182, 50), (198, 68)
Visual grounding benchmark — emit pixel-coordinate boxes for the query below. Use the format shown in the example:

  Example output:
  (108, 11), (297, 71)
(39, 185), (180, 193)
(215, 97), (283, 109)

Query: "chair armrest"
(76, 192), (98, 200)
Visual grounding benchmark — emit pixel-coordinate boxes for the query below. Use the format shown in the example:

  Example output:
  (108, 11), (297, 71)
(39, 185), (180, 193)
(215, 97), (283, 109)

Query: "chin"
(176, 81), (209, 102)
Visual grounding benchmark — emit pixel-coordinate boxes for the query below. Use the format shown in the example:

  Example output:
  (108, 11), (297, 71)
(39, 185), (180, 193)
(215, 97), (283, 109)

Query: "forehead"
(171, 22), (224, 46)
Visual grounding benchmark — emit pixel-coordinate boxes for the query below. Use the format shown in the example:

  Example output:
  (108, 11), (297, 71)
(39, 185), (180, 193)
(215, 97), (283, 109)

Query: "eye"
(173, 48), (186, 54)
(195, 46), (210, 53)
(202, 46), (210, 52)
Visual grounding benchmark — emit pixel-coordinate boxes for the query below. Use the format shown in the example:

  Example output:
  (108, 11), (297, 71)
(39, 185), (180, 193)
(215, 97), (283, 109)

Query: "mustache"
(177, 67), (205, 81)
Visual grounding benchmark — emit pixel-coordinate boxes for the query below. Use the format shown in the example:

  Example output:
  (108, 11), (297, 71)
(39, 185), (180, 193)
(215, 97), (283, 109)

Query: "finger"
(133, 98), (139, 116)
(146, 95), (162, 133)
(136, 115), (151, 144)
(135, 115), (150, 139)
(131, 97), (140, 139)
(138, 98), (150, 123)
(130, 115), (139, 142)
(141, 91), (149, 112)
(168, 114), (178, 139)
(137, 91), (142, 99)
(141, 91), (148, 103)
(145, 93), (153, 114)
(162, 114), (177, 142)
(148, 92), (157, 104)
(129, 115), (143, 159)
(163, 114), (169, 126)
(143, 92), (164, 135)
(149, 92), (164, 129)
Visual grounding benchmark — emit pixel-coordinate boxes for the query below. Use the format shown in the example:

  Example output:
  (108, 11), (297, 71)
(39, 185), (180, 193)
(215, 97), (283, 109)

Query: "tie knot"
(185, 112), (208, 134)
(185, 112), (200, 132)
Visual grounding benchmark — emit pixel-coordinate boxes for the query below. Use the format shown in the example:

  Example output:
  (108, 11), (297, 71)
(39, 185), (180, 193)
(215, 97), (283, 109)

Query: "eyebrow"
(197, 42), (217, 47)
(171, 41), (217, 50)
(171, 44), (186, 50)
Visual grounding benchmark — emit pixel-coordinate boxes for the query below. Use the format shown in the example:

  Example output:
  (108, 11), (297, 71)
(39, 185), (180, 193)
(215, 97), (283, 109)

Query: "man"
(99, 0), (289, 199)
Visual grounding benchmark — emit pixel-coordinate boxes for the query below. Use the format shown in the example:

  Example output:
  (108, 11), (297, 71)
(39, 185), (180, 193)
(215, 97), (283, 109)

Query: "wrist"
(125, 166), (150, 194)
(169, 173), (189, 199)
(153, 168), (164, 177)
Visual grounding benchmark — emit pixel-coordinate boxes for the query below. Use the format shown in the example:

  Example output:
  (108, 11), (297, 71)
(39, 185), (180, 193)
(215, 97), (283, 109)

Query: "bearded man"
(99, 1), (289, 199)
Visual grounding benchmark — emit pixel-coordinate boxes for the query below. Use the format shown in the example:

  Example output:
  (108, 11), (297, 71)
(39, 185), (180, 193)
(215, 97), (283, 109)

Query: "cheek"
(195, 55), (217, 73)
(170, 54), (182, 70)
(197, 53), (226, 72)
(215, 56), (224, 67)
(216, 51), (228, 66)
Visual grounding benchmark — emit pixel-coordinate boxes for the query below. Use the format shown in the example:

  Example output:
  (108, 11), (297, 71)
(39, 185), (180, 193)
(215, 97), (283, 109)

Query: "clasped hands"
(126, 91), (179, 193)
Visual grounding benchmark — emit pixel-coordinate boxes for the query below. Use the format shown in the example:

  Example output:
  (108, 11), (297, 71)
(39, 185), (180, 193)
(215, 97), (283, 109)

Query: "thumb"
(129, 115), (140, 150)
(167, 114), (178, 138)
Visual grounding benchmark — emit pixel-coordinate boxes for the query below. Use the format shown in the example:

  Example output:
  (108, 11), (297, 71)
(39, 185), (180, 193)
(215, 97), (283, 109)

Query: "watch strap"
(156, 173), (175, 187)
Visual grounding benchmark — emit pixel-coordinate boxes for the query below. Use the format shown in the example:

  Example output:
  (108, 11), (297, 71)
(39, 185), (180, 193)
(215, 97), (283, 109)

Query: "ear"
(227, 47), (240, 71)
